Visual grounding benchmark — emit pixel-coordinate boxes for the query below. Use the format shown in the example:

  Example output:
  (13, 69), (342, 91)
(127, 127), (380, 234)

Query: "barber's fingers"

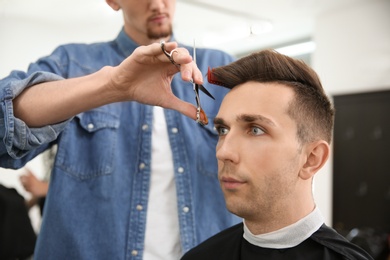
(162, 95), (198, 121)
(164, 46), (204, 85)
(178, 60), (204, 85)
(134, 42), (181, 64)
(136, 42), (203, 84)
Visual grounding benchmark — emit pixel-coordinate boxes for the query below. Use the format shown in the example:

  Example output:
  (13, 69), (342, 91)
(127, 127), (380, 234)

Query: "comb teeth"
(207, 67), (228, 87)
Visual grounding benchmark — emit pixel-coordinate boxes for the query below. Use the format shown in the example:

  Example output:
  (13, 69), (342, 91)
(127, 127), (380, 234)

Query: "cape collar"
(243, 206), (324, 249)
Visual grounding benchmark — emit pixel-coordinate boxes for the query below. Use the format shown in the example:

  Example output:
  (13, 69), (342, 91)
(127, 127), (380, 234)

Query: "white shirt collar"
(243, 206), (324, 249)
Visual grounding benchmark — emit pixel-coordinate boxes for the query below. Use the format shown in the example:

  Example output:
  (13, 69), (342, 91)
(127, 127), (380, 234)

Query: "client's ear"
(299, 141), (330, 180)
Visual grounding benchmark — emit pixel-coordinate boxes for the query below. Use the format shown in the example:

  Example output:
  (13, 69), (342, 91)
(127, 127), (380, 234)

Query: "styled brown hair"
(208, 49), (335, 144)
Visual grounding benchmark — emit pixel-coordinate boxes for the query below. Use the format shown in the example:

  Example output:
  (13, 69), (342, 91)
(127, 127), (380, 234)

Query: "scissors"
(160, 40), (214, 126)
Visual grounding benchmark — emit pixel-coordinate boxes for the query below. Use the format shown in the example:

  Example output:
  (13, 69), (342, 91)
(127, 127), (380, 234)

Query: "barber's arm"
(13, 42), (202, 127)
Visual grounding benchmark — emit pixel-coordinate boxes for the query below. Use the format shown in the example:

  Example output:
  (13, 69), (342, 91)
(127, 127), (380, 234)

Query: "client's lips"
(220, 176), (245, 189)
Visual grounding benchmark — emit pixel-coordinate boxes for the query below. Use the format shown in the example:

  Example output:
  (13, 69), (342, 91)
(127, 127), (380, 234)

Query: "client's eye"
(250, 127), (264, 136)
(215, 126), (229, 136)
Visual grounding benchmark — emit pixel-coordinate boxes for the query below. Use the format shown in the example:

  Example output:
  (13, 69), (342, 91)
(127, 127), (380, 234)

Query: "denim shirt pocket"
(196, 118), (219, 177)
(56, 109), (120, 181)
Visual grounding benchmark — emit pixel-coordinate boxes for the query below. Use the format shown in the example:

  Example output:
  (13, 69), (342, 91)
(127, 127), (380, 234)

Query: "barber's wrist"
(95, 66), (127, 104)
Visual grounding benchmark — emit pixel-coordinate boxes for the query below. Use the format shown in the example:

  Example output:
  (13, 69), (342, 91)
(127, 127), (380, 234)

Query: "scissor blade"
(193, 40), (215, 100)
(197, 84), (215, 100)
(192, 40), (197, 93)
(193, 39), (196, 64)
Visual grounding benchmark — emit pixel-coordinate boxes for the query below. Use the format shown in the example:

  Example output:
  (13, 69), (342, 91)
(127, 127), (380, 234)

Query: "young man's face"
(214, 82), (307, 223)
(108, 0), (176, 44)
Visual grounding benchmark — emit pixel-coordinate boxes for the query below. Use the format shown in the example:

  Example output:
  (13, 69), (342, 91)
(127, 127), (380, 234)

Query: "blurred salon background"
(0, 0), (389, 259)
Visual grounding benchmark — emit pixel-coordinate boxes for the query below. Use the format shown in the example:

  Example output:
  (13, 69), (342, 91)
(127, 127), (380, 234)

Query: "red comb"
(207, 67), (227, 87)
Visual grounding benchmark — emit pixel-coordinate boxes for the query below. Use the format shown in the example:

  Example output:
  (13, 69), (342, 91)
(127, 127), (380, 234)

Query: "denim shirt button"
(142, 124), (148, 131)
(139, 163), (146, 170)
(177, 167), (184, 173)
(182, 206), (190, 213)
(171, 127), (178, 133)
(136, 205), (143, 211)
(87, 123), (94, 130)
(131, 250), (138, 256)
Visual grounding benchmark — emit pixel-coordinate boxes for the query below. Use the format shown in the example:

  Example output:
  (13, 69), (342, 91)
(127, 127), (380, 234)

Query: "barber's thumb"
(164, 97), (198, 122)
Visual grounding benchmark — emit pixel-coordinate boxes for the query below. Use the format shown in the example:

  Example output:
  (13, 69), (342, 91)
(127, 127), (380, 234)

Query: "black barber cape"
(181, 223), (373, 260)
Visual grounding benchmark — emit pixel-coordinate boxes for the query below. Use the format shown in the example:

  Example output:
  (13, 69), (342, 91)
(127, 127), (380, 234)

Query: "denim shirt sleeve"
(0, 41), (118, 166)
(0, 69), (70, 162)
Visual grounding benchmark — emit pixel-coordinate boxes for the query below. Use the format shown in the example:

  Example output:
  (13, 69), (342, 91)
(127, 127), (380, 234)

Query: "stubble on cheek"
(222, 182), (258, 219)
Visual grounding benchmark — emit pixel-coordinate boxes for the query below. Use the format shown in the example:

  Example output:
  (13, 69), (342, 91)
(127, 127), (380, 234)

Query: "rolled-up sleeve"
(0, 71), (70, 160)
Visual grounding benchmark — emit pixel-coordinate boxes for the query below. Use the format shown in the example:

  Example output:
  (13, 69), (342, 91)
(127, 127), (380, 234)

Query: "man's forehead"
(221, 82), (293, 107)
(216, 82), (294, 124)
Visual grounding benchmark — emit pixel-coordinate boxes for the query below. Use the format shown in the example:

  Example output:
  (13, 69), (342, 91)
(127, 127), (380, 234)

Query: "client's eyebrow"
(214, 117), (225, 125)
(214, 114), (275, 127)
(238, 114), (276, 127)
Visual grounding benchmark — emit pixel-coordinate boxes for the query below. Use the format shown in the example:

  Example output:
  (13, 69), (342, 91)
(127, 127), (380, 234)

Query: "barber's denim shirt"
(0, 28), (240, 259)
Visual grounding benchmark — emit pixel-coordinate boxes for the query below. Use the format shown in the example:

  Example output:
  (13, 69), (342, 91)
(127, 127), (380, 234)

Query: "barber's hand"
(108, 41), (202, 121)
